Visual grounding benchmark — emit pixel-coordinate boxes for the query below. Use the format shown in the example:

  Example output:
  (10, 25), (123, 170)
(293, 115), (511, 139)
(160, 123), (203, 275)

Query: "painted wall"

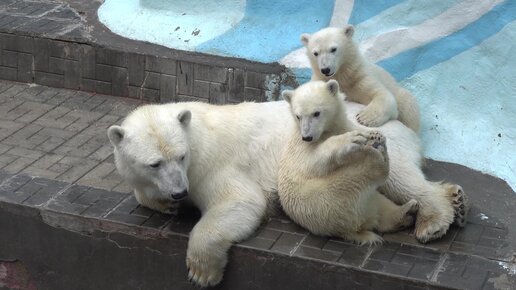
(98, 0), (516, 191)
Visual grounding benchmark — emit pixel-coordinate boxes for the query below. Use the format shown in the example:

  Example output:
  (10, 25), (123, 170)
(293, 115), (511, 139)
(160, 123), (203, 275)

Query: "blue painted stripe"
(348, 0), (404, 25)
(355, 0), (460, 42)
(196, 0), (334, 63)
(378, 0), (516, 81)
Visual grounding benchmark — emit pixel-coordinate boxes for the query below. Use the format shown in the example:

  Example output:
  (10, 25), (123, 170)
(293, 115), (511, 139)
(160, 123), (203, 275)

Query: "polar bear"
(279, 80), (419, 245)
(301, 25), (420, 132)
(107, 94), (466, 287)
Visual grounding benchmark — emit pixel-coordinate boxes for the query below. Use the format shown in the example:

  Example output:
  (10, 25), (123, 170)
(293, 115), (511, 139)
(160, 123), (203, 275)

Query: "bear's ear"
(282, 90), (294, 104)
(107, 125), (125, 146)
(326, 80), (340, 97)
(177, 110), (191, 126)
(300, 33), (311, 46)
(344, 25), (354, 38)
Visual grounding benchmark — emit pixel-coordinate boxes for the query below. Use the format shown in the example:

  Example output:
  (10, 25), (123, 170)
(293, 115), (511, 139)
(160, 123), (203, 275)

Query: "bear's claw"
(186, 253), (225, 287)
(449, 185), (468, 227)
(366, 131), (387, 153)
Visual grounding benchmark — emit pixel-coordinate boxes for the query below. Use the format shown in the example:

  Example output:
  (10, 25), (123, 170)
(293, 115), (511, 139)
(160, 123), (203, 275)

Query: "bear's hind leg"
(374, 193), (418, 233)
(380, 161), (465, 243)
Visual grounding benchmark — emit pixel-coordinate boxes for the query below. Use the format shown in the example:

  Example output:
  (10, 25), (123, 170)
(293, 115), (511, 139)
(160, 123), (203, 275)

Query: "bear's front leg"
(311, 130), (368, 173)
(186, 191), (267, 287)
(356, 79), (399, 128)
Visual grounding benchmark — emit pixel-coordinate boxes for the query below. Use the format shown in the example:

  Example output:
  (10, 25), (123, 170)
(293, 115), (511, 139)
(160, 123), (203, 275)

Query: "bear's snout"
(321, 68), (331, 76)
(171, 189), (188, 200)
(302, 136), (313, 142)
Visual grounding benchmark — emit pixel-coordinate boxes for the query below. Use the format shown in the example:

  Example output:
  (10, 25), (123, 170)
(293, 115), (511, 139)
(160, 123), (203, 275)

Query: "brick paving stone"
(111, 180), (132, 194)
(270, 232), (306, 255)
(0, 154), (17, 169)
(265, 217), (308, 235)
(0, 173), (32, 203)
(33, 106), (76, 129)
(434, 253), (512, 290)
(53, 156), (97, 183)
(76, 161), (124, 191)
(0, 119), (26, 141)
(12, 101), (55, 123)
(21, 177), (68, 206)
(2, 156), (38, 174)
(293, 245), (342, 262)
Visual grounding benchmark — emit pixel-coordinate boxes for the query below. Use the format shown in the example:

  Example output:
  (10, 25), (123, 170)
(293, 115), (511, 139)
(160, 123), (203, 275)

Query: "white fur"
(280, 80), (419, 245)
(302, 26), (421, 132)
(108, 95), (466, 286)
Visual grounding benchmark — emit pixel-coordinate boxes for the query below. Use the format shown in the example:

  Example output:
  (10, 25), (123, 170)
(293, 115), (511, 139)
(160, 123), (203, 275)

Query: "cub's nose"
(321, 68), (331, 75)
(171, 189), (188, 200)
(302, 136), (313, 142)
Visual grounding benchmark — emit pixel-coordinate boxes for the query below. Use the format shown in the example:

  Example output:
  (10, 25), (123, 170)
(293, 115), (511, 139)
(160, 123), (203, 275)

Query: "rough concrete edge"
(0, 199), (185, 242)
(0, 199), (452, 289)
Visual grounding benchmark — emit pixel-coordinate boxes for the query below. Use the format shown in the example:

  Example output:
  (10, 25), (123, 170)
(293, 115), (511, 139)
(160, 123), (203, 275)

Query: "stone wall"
(0, 33), (289, 104)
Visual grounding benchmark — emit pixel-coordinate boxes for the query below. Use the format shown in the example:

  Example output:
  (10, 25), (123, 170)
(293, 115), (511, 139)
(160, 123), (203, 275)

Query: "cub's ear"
(344, 25), (354, 38)
(300, 33), (311, 46)
(177, 110), (191, 125)
(326, 79), (340, 97)
(282, 90), (294, 104)
(107, 125), (125, 146)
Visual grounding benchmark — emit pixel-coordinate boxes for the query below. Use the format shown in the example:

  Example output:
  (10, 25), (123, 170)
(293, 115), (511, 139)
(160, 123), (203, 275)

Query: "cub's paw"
(345, 130), (369, 145)
(446, 184), (468, 227)
(347, 230), (383, 246)
(186, 250), (227, 287)
(366, 131), (386, 152)
(399, 199), (419, 228)
(414, 212), (451, 243)
(356, 107), (389, 128)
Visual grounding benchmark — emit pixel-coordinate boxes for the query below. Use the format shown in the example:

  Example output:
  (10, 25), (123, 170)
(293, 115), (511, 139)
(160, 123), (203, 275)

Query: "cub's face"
(282, 80), (341, 142)
(107, 107), (192, 202)
(301, 26), (355, 77)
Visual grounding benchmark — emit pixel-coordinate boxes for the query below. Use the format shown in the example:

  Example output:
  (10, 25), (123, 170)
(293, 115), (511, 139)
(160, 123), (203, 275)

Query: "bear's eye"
(180, 155), (185, 161)
(313, 51), (319, 57)
(149, 161), (161, 168)
(313, 111), (320, 117)
(330, 47), (337, 53)
(296, 115), (300, 120)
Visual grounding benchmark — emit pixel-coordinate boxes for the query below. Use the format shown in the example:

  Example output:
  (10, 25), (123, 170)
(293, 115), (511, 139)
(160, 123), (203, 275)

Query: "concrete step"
(0, 0), (295, 104)
(0, 159), (514, 290)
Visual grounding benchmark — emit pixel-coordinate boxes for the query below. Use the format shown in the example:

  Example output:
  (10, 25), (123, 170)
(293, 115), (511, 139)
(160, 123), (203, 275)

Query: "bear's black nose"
(302, 136), (313, 142)
(171, 190), (188, 200)
(321, 68), (330, 75)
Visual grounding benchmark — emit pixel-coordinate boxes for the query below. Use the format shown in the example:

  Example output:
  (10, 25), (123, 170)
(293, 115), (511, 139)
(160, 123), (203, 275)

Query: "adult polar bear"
(107, 90), (465, 287)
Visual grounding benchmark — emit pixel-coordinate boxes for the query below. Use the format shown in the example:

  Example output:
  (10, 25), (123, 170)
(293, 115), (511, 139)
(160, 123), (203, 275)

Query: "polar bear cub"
(279, 80), (418, 244)
(301, 26), (420, 132)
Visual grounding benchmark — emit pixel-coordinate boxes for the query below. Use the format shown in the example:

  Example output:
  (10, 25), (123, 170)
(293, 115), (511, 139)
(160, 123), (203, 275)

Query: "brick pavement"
(0, 79), (514, 289)
(0, 79), (137, 192)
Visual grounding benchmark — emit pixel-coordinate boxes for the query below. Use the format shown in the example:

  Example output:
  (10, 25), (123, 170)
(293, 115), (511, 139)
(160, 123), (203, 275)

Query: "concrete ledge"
(0, 161), (514, 289)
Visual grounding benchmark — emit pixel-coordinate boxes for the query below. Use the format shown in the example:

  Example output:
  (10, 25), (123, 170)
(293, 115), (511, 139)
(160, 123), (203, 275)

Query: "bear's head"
(107, 105), (191, 201)
(282, 80), (343, 142)
(301, 25), (356, 77)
